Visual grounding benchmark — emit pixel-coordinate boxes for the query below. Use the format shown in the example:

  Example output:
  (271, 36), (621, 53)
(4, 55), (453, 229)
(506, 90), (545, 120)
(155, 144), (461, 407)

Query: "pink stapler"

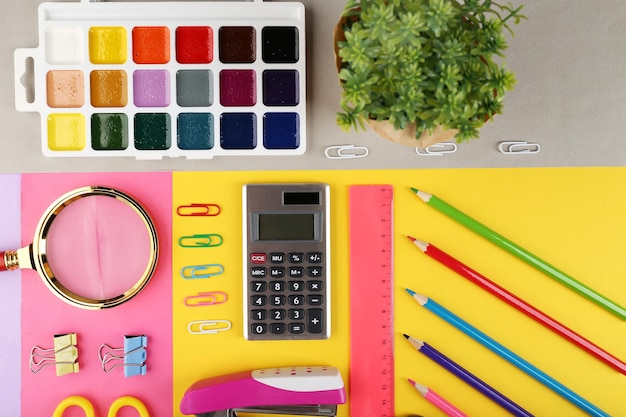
(180, 366), (346, 417)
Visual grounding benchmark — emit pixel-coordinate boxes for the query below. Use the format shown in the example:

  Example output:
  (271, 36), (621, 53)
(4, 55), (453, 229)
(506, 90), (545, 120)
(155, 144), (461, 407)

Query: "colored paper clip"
(177, 203), (221, 217)
(180, 264), (224, 279)
(324, 145), (369, 159)
(498, 141), (541, 154)
(188, 320), (232, 334)
(185, 291), (229, 306)
(98, 335), (148, 377)
(178, 233), (223, 248)
(29, 333), (79, 376)
(415, 142), (458, 156)
(53, 395), (150, 417)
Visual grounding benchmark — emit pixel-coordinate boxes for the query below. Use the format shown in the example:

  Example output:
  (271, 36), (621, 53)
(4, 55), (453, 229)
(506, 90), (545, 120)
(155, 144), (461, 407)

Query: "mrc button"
(250, 253), (267, 264)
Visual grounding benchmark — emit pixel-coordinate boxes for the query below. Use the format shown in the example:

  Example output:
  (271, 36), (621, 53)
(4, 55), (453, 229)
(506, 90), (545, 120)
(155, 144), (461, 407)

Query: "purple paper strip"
(0, 174), (21, 416)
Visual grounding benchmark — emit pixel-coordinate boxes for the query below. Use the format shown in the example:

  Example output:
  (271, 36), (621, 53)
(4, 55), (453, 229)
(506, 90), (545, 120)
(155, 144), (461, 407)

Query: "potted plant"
(334, 0), (526, 148)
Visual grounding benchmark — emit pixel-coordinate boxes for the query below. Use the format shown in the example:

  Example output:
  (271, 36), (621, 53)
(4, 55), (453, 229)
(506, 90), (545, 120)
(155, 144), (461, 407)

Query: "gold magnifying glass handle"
(0, 246), (35, 271)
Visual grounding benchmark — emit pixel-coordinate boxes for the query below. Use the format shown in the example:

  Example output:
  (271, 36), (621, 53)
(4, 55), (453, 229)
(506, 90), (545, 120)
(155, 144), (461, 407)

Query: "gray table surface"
(1, 0), (625, 173)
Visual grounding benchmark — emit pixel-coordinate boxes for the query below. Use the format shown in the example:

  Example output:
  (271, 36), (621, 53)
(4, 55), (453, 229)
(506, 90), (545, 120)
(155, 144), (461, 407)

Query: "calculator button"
(307, 295), (324, 306)
(289, 295), (305, 306)
(251, 323), (267, 335)
(250, 253), (267, 264)
(251, 295), (267, 306)
(288, 267), (304, 278)
(307, 309), (324, 334)
(270, 295), (286, 306)
(289, 323), (305, 334)
(270, 309), (286, 320)
(289, 308), (305, 320)
(270, 323), (286, 334)
(269, 267), (285, 278)
(308, 281), (323, 292)
(251, 309), (267, 320)
(269, 281), (285, 292)
(251, 281), (267, 292)
(269, 253), (285, 263)
(250, 267), (267, 278)
(307, 266), (323, 278)
(307, 252), (323, 263)
(289, 280), (305, 292)
(289, 252), (304, 263)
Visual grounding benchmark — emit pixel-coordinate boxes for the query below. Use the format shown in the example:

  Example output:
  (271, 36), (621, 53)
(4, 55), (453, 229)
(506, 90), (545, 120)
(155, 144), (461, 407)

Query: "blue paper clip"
(178, 234), (223, 248)
(180, 264), (224, 279)
(98, 335), (147, 377)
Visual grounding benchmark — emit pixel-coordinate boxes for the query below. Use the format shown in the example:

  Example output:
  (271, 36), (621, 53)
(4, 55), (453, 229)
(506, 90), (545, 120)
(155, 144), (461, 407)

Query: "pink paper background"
(21, 173), (172, 416)
(0, 174), (22, 416)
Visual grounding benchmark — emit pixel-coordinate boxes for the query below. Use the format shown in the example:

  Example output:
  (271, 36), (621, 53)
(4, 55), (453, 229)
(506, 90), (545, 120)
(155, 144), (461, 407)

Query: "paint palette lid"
(14, 0), (306, 159)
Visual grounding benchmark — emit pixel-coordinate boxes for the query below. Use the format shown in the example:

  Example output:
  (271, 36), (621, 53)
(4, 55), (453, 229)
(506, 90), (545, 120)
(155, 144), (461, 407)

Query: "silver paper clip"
(324, 145), (369, 159)
(498, 141), (541, 154)
(180, 264), (225, 279)
(415, 142), (458, 156)
(185, 291), (229, 306)
(29, 333), (79, 376)
(178, 233), (223, 248)
(177, 203), (221, 217)
(98, 335), (147, 377)
(188, 320), (232, 334)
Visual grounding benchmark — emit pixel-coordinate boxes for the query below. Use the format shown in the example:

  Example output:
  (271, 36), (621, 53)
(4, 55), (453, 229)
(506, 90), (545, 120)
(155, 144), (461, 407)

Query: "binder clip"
(98, 335), (148, 377)
(180, 366), (347, 417)
(29, 333), (79, 376)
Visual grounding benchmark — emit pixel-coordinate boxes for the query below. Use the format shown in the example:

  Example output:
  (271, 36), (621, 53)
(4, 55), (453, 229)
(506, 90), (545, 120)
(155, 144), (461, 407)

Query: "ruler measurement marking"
(349, 185), (394, 417)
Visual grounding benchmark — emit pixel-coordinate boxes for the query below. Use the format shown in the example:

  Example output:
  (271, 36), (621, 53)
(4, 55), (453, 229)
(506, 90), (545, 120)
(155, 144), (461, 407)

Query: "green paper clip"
(180, 264), (225, 279)
(178, 233), (223, 248)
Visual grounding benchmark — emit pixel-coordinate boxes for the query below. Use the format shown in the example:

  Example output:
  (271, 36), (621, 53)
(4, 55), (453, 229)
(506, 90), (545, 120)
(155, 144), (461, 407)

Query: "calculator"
(243, 183), (330, 340)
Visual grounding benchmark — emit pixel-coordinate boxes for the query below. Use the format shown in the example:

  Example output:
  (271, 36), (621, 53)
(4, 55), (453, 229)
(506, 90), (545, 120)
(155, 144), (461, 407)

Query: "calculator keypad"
(248, 251), (327, 339)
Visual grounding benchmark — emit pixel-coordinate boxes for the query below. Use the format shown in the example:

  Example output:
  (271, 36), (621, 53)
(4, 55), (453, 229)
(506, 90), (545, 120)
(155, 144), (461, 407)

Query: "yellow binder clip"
(29, 333), (79, 376)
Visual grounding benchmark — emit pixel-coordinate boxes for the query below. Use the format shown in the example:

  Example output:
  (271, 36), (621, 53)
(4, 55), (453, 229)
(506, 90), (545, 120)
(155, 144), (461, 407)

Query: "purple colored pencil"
(403, 334), (534, 417)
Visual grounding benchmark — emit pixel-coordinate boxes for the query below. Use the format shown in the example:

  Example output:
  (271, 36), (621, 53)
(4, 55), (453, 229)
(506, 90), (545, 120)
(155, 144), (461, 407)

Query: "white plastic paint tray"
(14, 0), (306, 159)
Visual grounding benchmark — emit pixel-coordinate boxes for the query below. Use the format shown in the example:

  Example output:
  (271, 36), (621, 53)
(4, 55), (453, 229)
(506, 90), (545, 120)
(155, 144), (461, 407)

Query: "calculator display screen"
(257, 213), (315, 241)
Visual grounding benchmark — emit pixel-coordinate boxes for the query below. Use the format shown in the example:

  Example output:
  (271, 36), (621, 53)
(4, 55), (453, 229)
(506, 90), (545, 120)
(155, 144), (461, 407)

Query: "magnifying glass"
(0, 186), (158, 310)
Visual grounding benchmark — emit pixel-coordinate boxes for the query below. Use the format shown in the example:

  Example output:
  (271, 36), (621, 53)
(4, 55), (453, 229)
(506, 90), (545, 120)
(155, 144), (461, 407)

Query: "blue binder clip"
(98, 335), (147, 377)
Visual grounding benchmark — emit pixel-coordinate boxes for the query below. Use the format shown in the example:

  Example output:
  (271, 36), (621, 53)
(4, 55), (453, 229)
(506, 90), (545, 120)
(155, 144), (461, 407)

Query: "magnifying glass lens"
(46, 195), (153, 301)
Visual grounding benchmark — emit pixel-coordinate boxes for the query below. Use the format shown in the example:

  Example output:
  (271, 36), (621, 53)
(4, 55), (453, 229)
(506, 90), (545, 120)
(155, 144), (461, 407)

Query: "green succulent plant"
(336, 0), (526, 142)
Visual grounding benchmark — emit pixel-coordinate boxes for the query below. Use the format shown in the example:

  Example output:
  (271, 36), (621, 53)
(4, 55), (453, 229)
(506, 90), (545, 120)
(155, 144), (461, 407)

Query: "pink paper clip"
(177, 203), (221, 217)
(185, 291), (228, 307)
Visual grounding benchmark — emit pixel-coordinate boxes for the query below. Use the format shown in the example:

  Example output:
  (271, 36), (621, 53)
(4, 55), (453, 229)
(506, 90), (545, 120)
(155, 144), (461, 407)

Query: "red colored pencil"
(407, 236), (626, 376)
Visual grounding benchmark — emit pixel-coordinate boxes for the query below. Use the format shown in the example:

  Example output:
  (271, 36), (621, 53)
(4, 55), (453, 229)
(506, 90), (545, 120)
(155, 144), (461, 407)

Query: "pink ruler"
(349, 185), (394, 417)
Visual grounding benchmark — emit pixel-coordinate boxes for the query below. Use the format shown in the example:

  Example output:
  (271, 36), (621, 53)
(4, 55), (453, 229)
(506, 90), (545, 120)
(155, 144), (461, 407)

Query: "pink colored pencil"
(408, 379), (469, 417)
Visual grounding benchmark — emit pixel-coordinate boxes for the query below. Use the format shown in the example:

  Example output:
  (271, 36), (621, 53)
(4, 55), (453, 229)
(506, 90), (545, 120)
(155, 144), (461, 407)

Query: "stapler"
(180, 366), (346, 417)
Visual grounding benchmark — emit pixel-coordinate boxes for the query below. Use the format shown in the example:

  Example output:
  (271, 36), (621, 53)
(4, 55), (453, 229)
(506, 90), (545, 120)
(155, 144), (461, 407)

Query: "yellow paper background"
(172, 168), (626, 417)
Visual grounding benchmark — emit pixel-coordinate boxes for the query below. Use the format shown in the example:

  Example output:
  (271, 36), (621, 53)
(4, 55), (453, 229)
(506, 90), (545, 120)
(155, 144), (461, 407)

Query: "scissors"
(53, 395), (150, 417)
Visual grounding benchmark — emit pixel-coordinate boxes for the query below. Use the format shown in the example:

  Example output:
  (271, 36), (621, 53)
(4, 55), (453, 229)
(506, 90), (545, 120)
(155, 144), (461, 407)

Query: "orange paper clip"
(177, 204), (221, 217)
(185, 291), (228, 306)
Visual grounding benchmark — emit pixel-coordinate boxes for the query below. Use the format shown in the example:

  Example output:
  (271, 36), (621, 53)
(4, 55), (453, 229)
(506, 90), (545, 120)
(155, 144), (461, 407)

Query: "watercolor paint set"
(14, 0), (306, 159)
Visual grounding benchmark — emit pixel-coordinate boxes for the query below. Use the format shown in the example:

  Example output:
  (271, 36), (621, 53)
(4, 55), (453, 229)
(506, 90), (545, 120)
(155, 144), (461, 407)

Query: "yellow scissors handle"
(107, 396), (150, 417)
(52, 395), (149, 417)
(53, 396), (95, 417)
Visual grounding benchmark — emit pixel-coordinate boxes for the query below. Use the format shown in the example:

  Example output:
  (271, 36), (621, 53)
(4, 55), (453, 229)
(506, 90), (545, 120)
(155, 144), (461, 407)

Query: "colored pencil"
(406, 289), (610, 417)
(407, 379), (469, 417)
(407, 236), (626, 375)
(409, 187), (626, 321)
(404, 334), (533, 417)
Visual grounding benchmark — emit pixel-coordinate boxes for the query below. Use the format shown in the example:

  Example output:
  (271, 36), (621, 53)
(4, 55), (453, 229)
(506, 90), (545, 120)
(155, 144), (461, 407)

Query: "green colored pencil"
(410, 187), (626, 321)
